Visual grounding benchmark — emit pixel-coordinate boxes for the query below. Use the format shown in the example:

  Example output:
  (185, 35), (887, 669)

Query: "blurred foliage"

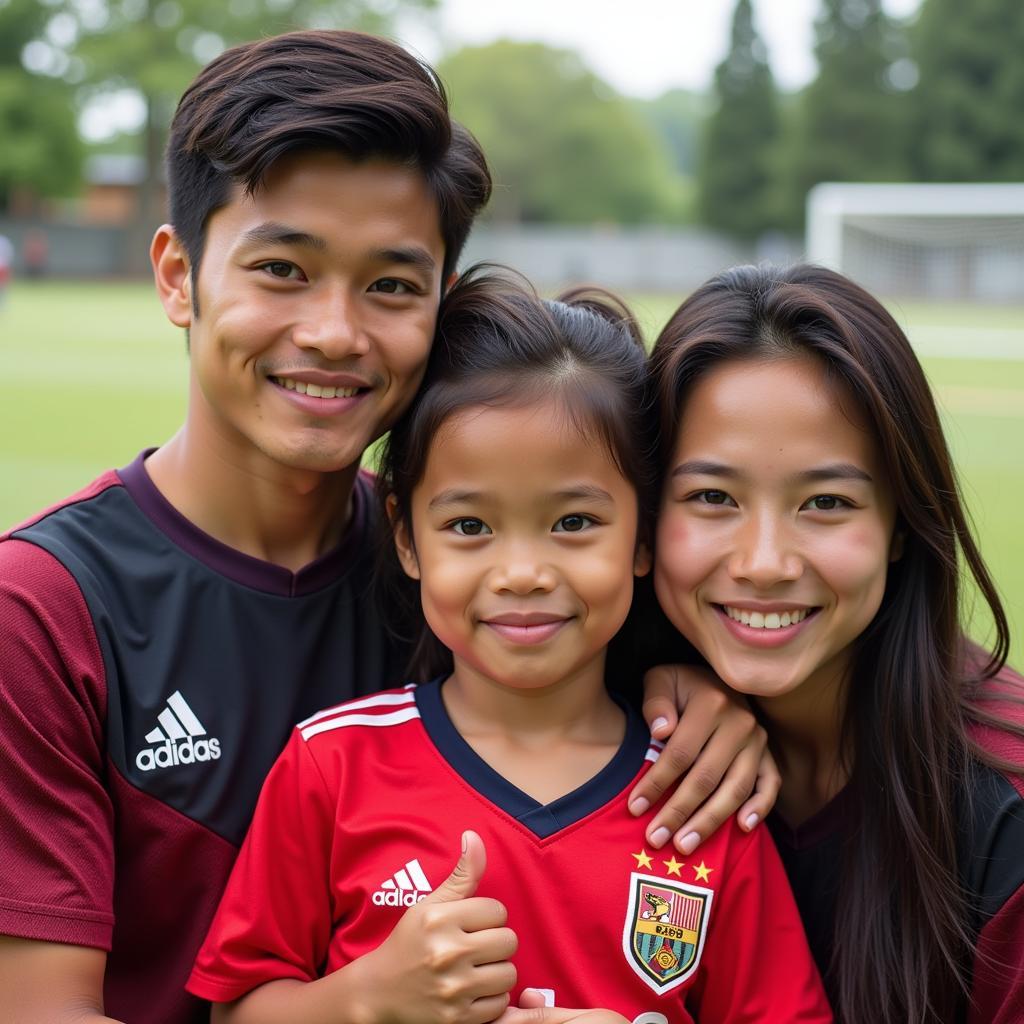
(912, 0), (1024, 181)
(698, 0), (781, 238)
(0, 0), (82, 208)
(439, 40), (685, 224)
(632, 88), (708, 179)
(6, 0), (436, 220)
(786, 0), (913, 229)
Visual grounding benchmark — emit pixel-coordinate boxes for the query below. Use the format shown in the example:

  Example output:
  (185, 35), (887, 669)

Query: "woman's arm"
(630, 664), (780, 853)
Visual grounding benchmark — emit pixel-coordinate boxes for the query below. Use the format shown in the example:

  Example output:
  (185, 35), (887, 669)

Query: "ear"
(387, 494), (420, 580)
(889, 529), (906, 563)
(633, 541), (652, 578)
(151, 224), (193, 329)
(442, 270), (458, 297)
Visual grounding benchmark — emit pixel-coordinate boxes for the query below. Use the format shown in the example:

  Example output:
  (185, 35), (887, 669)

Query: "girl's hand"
(493, 987), (630, 1024)
(353, 831), (518, 1024)
(628, 664), (780, 854)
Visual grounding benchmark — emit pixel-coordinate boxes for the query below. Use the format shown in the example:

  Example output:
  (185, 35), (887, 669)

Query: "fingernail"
(649, 826), (671, 848)
(745, 812), (760, 831)
(650, 716), (669, 735)
(679, 831), (700, 855)
(461, 831), (468, 854)
(630, 797), (650, 816)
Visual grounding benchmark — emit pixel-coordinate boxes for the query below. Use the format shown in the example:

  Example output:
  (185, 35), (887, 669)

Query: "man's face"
(179, 151), (445, 476)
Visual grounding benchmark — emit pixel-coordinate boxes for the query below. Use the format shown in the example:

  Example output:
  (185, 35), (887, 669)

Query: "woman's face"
(654, 355), (900, 710)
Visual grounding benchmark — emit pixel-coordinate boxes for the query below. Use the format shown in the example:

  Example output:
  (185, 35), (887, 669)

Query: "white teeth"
(272, 377), (358, 399)
(723, 606), (810, 629)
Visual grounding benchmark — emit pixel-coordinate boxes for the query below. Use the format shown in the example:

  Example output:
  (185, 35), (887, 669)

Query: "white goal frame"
(806, 182), (1024, 302)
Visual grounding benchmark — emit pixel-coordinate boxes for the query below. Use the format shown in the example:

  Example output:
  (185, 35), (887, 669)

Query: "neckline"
(117, 449), (372, 597)
(414, 677), (650, 838)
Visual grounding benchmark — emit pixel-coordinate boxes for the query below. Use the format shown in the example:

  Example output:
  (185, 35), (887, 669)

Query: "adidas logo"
(135, 691), (221, 772)
(372, 859), (433, 907)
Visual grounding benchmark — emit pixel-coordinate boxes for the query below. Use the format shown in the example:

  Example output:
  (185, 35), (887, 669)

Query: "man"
(0, 30), (772, 1024)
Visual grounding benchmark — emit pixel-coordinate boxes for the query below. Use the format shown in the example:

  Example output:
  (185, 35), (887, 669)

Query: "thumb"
(642, 664), (681, 739)
(422, 830), (486, 904)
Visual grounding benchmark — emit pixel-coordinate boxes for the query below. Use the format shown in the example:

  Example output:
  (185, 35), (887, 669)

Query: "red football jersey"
(190, 682), (831, 1021)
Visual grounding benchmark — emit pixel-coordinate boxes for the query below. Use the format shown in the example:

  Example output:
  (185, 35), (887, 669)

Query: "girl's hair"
(649, 262), (1015, 1024)
(378, 264), (656, 681)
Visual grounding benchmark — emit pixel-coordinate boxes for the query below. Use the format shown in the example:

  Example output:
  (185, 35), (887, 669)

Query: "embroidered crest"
(621, 872), (713, 993)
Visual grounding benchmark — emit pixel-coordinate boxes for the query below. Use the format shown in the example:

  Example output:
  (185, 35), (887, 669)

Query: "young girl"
(187, 270), (831, 1022)
(647, 263), (1024, 1024)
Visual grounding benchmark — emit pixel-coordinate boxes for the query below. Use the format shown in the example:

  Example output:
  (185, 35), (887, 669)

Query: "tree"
(912, 0), (1024, 180)
(697, 0), (781, 238)
(0, 0), (82, 211)
(28, 0), (437, 253)
(439, 40), (682, 224)
(788, 0), (913, 226)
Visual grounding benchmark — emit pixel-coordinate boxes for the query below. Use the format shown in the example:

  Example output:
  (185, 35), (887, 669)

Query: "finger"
(736, 744), (781, 832)
(639, 664), (683, 739)
(420, 895), (508, 933)
(668, 742), (764, 854)
(517, 988), (551, 1009)
(467, 993), (511, 1024)
(469, 924), (518, 964)
(422, 830), (486, 904)
(630, 685), (730, 818)
(465, 959), (517, 998)
(644, 719), (764, 849)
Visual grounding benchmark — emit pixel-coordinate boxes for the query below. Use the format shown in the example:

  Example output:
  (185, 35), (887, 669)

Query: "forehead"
(421, 399), (629, 492)
(676, 356), (878, 466)
(208, 150), (444, 255)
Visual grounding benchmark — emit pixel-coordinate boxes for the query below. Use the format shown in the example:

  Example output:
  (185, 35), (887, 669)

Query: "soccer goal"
(806, 183), (1024, 302)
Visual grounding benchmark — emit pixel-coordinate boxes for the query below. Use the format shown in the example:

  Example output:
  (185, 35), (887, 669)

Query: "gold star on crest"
(632, 848), (653, 869)
(663, 855), (684, 876)
(693, 860), (713, 882)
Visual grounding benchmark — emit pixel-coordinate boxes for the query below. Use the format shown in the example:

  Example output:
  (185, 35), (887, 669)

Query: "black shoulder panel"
(15, 486), (400, 846)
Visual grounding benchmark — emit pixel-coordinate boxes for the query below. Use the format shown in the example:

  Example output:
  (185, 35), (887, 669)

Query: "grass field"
(1, 280), (1022, 663)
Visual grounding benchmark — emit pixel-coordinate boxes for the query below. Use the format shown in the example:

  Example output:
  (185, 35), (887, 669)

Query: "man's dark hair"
(166, 30), (491, 299)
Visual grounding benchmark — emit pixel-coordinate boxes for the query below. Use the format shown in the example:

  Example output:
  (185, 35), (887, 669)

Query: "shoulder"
(294, 685), (421, 746)
(2, 470), (122, 541)
(966, 661), (1024, 798)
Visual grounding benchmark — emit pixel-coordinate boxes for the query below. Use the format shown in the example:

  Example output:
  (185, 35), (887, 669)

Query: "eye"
(802, 495), (848, 512)
(692, 490), (735, 507)
(369, 278), (414, 295)
(450, 518), (491, 536)
(553, 514), (593, 533)
(258, 261), (304, 280)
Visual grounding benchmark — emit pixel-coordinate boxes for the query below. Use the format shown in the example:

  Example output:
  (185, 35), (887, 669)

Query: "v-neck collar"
(414, 678), (650, 838)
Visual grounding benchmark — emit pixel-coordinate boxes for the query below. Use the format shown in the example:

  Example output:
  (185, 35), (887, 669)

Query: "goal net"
(806, 183), (1024, 302)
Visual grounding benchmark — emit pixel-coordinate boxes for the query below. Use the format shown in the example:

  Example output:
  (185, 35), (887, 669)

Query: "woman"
(647, 263), (1024, 1023)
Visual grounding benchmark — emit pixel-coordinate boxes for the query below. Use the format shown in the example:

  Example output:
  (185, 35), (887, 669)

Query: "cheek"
(814, 524), (892, 611)
(654, 510), (712, 594)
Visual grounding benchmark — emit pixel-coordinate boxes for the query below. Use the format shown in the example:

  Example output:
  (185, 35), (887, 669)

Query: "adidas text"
(372, 888), (429, 907)
(136, 736), (221, 771)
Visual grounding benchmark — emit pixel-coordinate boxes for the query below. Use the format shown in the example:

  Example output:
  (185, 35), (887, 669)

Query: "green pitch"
(1, 281), (1021, 663)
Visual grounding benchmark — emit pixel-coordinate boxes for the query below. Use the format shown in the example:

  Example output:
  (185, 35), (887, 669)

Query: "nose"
(727, 510), (803, 589)
(490, 538), (557, 596)
(292, 284), (370, 359)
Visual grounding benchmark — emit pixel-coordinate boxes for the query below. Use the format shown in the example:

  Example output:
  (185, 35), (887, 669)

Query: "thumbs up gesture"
(353, 831), (519, 1024)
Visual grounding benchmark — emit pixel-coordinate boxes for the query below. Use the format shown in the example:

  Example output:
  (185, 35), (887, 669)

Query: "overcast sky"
(80, 0), (924, 140)
(401, 0), (923, 97)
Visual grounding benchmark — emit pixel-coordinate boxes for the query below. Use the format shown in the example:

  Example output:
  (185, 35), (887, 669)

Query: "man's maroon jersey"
(190, 681), (831, 1021)
(0, 452), (405, 1023)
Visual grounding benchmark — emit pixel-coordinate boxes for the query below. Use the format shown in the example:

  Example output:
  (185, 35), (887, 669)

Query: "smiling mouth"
(270, 376), (363, 399)
(482, 616), (572, 645)
(717, 605), (819, 631)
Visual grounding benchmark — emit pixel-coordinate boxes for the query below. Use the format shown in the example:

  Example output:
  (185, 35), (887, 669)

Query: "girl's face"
(655, 355), (900, 709)
(395, 396), (650, 693)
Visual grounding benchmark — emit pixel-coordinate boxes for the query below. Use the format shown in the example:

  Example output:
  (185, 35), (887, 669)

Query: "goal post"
(806, 182), (1024, 302)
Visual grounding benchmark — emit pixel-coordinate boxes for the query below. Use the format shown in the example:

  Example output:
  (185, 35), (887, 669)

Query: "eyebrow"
(427, 484), (616, 511)
(370, 246), (437, 278)
(239, 223), (327, 251)
(671, 459), (873, 484)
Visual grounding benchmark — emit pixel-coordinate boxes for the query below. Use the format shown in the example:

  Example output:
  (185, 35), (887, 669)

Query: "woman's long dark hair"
(649, 263), (1014, 1024)
(377, 265), (657, 681)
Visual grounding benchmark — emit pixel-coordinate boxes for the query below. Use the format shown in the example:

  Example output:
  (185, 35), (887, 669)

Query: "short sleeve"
(187, 729), (338, 1003)
(0, 539), (115, 948)
(689, 823), (833, 1022)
